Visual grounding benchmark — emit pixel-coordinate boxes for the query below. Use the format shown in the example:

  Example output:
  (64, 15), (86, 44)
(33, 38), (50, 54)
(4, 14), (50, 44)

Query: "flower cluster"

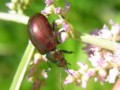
(6, 0), (30, 14)
(64, 20), (120, 88)
(41, 0), (72, 43)
(64, 62), (96, 88)
(27, 52), (49, 89)
(41, 0), (70, 16)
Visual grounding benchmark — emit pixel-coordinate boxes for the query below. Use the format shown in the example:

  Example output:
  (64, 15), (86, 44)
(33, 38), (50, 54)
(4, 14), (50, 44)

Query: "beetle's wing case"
(28, 13), (57, 54)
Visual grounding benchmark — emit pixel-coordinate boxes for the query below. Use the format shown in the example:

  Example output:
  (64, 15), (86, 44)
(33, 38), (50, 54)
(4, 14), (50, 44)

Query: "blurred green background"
(0, 0), (120, 90)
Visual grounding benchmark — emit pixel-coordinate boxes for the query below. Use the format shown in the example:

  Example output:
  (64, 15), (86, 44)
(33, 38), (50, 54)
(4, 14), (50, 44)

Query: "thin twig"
(0, 12), (29, 24)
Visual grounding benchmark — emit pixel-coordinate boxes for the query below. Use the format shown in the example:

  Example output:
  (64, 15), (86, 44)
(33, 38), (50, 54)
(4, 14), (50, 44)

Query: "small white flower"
(34, 53), (42, 64)
(98, 24), (112, 39)
(55, 19), (63, 25)
(64, 75), (75, 84)
(45, 0), (54, 6)
(59, 31), (69, 43)
(97, 69), (107, 84)
(6, 2), (15, 9)
(54, 7), (62, 14)
(111, 23), (120, 41)
(41, 70), (48, 78)
(41, 5), (54, 15)
(106, 67), (119, 83)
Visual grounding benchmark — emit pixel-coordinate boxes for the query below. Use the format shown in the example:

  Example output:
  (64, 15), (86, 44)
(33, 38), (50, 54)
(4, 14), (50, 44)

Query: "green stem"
(81, 34), (117, 51)
(10, 42), (35, 90)
(0, 12), (29, 24)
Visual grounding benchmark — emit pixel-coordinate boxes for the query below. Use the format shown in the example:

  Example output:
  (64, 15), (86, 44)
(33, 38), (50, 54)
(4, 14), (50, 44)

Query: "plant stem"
(0, 12), (29, 24)
(81, 34), (117, 51)
(10, 42), (35, 90)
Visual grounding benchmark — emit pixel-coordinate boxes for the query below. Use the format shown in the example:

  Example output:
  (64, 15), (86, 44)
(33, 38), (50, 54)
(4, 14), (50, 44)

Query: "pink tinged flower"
(81, 76), (87, 88)
(64, 75), (75, 84)
(111, 23), (120, 41)
(112, 44), (120, 64)
(94, 77), (98, 82)
(88, 48), (110, 68)
(81, 74), (90, 88)
(104, 52), (113, 61)
(97, 69), (107, 85)
(56, 28), (69, 43)
(115, 43), (120, 56)
(34, 53), (42, 64)
(77, 62), (95, 88)
(65, 62), (96, 88)
(84, 44), (100, 57)
(41, 10), (47, 15)
(106, 67), (119, 83)
(62, 21), (70, 31)
(45, 0), (54, 6)
(64, 70), (80, 85)
(86, 69), (96, 77)
(82, 69), (96, 88)
(41, 6), (53, 15)
(55, 19), (63, 25)
(89, 52), (104, 67)
(66, 69), (79, 77)
(98, 24), (112, 39)
(77, 62), (88, 72)
(81, 68), (95, 88)
(32, 79), (41, 90)
(41, 70), (48, 78)
(6, 2), (14, 10)
(41, 55), (48, 62)
(59, 31), (69, 43)
(54, 7), (62, 14)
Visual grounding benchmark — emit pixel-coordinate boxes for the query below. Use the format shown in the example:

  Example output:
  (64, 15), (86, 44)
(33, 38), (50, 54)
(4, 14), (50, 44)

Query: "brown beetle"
(28, 13), (57, 55)
(27, 13), (70, 67)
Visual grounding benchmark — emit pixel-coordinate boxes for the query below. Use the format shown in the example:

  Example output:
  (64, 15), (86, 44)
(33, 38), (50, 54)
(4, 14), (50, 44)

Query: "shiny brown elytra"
(27, 13), (57, 55)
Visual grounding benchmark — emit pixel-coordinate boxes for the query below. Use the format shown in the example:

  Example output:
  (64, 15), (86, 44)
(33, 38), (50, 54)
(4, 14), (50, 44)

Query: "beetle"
(28, 13), (57, 55)
(27, 13), (68, 67)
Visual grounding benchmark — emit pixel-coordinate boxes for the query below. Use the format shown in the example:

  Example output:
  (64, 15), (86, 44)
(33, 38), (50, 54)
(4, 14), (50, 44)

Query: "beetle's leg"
(46, 61), (52, 69)
(44, 61), (52, 73)
(56, 33), (61, 44)
(60, 50), (74, 54)
(52, 21), (66, 44)
(59, 68), (64, 90)
(65, 65), (73, 76)
(55, 30), (66, 44)
(52, 21), (56, 31)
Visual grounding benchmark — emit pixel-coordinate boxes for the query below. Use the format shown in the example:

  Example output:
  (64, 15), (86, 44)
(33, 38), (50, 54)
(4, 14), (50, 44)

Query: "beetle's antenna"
(46, 61), (52, 68)
(65, 65), (73, 76)
(60, 50), (74, 54)
(60, 68), (64, 90)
